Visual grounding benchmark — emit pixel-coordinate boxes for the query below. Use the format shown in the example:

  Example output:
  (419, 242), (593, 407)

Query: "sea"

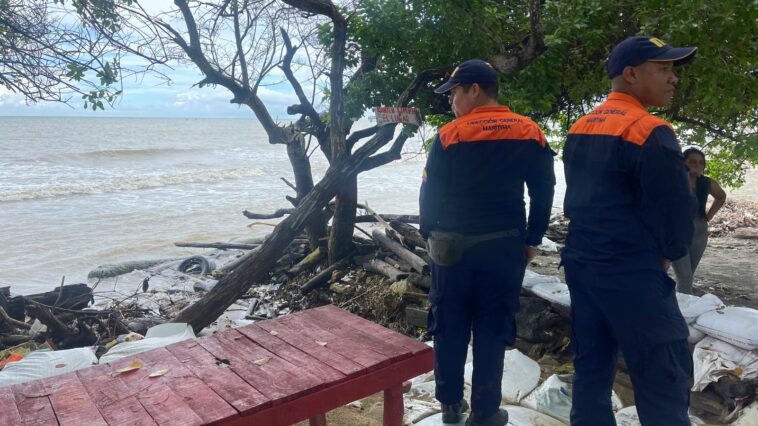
(1, 117), (755, 295)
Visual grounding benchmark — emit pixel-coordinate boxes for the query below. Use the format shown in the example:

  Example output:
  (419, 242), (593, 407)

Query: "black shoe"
(464, 408), (509, 426)
(441, 398), (469, 423)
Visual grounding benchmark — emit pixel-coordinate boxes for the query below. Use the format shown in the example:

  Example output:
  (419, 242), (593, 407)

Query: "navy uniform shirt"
(419, 105), (555, 246)
(562, 92), (695, 272)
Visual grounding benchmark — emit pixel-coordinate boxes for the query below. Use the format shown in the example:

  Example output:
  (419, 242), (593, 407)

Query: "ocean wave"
(0, 167), (263, 202)
(64, 147), (210, 161)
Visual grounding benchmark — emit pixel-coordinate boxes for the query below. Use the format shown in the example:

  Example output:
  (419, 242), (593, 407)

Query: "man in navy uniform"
(562, 36), (697, 425)
(420, 59), (555, 425)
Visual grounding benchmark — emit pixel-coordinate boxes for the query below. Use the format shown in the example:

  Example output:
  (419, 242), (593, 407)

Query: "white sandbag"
(530, 282), (571, 307)
(100, 322), (195, 364)
(694, 306), (758, 350)
(521, 374), (622, 423)
(463, 349), (541, 403)
(688, 325), (706, 345)
(502, 405), (567, 426)
(0, 347), (98, 387)
(676, 293), (724, 324)
(733, 400), (758, 426)
(538, 237), (561, 252)
(615, 405), (703, 425)
(404, 398), (441, 425)
(412, 412), (468, 425)
(522, 270), (561, 290)
(692, 337), (758, 391)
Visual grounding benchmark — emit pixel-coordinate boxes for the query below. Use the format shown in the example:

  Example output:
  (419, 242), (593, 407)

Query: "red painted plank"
(134, 347), (238, 424)
(76, 363), (158, 426)
(299, 308), (412, 360)
(318, 305), (430, 354)
(165, 339), (268, 415)
(235, 324), (346, 384)
(0, 386), (23, 426)
(221, 348), (434, 426)
(108, 354), (204, 426)
(196, 330), (323, 403)
(11, 379), (57, 426)
(276, 312), (395, 369)
(44, 372), (107, 426)
(255, 319), (365, 377)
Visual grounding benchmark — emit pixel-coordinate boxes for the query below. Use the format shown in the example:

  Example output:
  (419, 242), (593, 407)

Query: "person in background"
(420, 59), (555, 426)
(672, 147), (727, 294)
(561, 36), (697, 425)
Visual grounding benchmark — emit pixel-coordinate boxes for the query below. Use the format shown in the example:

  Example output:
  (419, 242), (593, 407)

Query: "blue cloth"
(564, 259), (692, 426)
(428, 237), (525, 418)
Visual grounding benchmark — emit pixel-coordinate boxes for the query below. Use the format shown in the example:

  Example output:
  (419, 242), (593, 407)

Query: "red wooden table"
(0, 305), (433, 426)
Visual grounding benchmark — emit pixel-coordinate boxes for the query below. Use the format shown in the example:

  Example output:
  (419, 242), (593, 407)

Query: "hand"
(525, 245), (538, 264)
(663, 258), (671, 271)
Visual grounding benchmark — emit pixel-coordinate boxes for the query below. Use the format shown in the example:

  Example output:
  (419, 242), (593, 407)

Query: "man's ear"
(621, 65), (638, 84)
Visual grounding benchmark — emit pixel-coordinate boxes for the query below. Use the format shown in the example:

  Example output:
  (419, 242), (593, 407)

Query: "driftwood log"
(175, 242), (259, 250)
(355, 214), (419, 224)
(288, 247), (323, 276)
(371, 229), (428, 274)
(363, 258), (408, 281)
(389, 220), (426, 249)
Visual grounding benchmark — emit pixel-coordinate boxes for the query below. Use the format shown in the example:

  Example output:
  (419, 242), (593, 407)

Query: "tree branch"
(488, 0), (546, 76)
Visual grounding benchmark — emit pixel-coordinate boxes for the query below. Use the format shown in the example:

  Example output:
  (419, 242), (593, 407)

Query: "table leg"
(309, 413), (327, 426)
(383, 383), (404, 426)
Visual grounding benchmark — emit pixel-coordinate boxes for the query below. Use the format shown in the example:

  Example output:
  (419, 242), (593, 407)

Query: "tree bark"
(329, 175), (357, 264)
(287, 134), (328, 250)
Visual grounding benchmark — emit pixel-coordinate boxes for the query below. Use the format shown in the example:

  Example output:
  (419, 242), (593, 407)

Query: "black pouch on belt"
(428, 229), (521, 266)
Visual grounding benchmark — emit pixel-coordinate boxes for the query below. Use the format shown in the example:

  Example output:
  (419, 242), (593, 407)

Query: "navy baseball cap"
(606, 36), (697, 78)
(434, 59), (498, 94)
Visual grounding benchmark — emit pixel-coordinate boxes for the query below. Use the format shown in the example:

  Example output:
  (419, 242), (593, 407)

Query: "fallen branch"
(354, 214), (419, 224)
(301, 254), (352, 295)
(175, 242), (259, 250)
(243, 208), (296, 219)
(287, 247), (323, 276)
(389, 220), (426, 249)
(0, 306), (31, 330)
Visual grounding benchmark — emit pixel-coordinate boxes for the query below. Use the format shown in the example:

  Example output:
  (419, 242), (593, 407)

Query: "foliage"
(0, 0), (131, 107)
(349, 0), (758, 186)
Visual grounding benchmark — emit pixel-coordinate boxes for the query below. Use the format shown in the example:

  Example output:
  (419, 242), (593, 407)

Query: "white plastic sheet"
(615, 406), (703, 425)
(502, 405), (567, 426)
(676, 293), (724, 324)
(522, 270), (561, 290)
(688, 325), (706, 345)
(412, 412), (468, 425)
(0, 347), (98, 387)
(521, 374), (622, 423)
(692, 337), (758, 391)
(694, 306), (758, 350)
(463, 349), (541, 404)
(100, 322), (196, 364)
(530, 282), (571, 308)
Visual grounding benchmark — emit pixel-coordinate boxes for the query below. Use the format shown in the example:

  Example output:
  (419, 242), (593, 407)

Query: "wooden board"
(196, 330), (322, 404)
(319, 305), (430, 354)
(0, 386), (23, 426)
(135, 347), (238, 424)
(255, 318), (365, 377)
(165, 338), (268, 415)
(12, 378), (57, 426)
(44, 372), (107, 426)
(76, 363), (158, 426)
(108, 354), (205, 426)
(235, 324), (346, 384)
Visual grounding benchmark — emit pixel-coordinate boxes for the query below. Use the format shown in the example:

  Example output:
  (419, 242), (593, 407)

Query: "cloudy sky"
(0, 1), (309, 119)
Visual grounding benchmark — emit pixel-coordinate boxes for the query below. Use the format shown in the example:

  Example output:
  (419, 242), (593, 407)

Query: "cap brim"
(649, 46), (697, 66)
(434, 81), (458, 94)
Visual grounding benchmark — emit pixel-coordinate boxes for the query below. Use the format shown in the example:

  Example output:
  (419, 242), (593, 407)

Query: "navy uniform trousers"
(428, 237), (525, 418)
(563, 259), (693, 426)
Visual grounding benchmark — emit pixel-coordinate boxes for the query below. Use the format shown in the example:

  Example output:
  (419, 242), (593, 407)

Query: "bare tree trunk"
(286, 134), (327, 250)
(328, 175), (357, 264)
